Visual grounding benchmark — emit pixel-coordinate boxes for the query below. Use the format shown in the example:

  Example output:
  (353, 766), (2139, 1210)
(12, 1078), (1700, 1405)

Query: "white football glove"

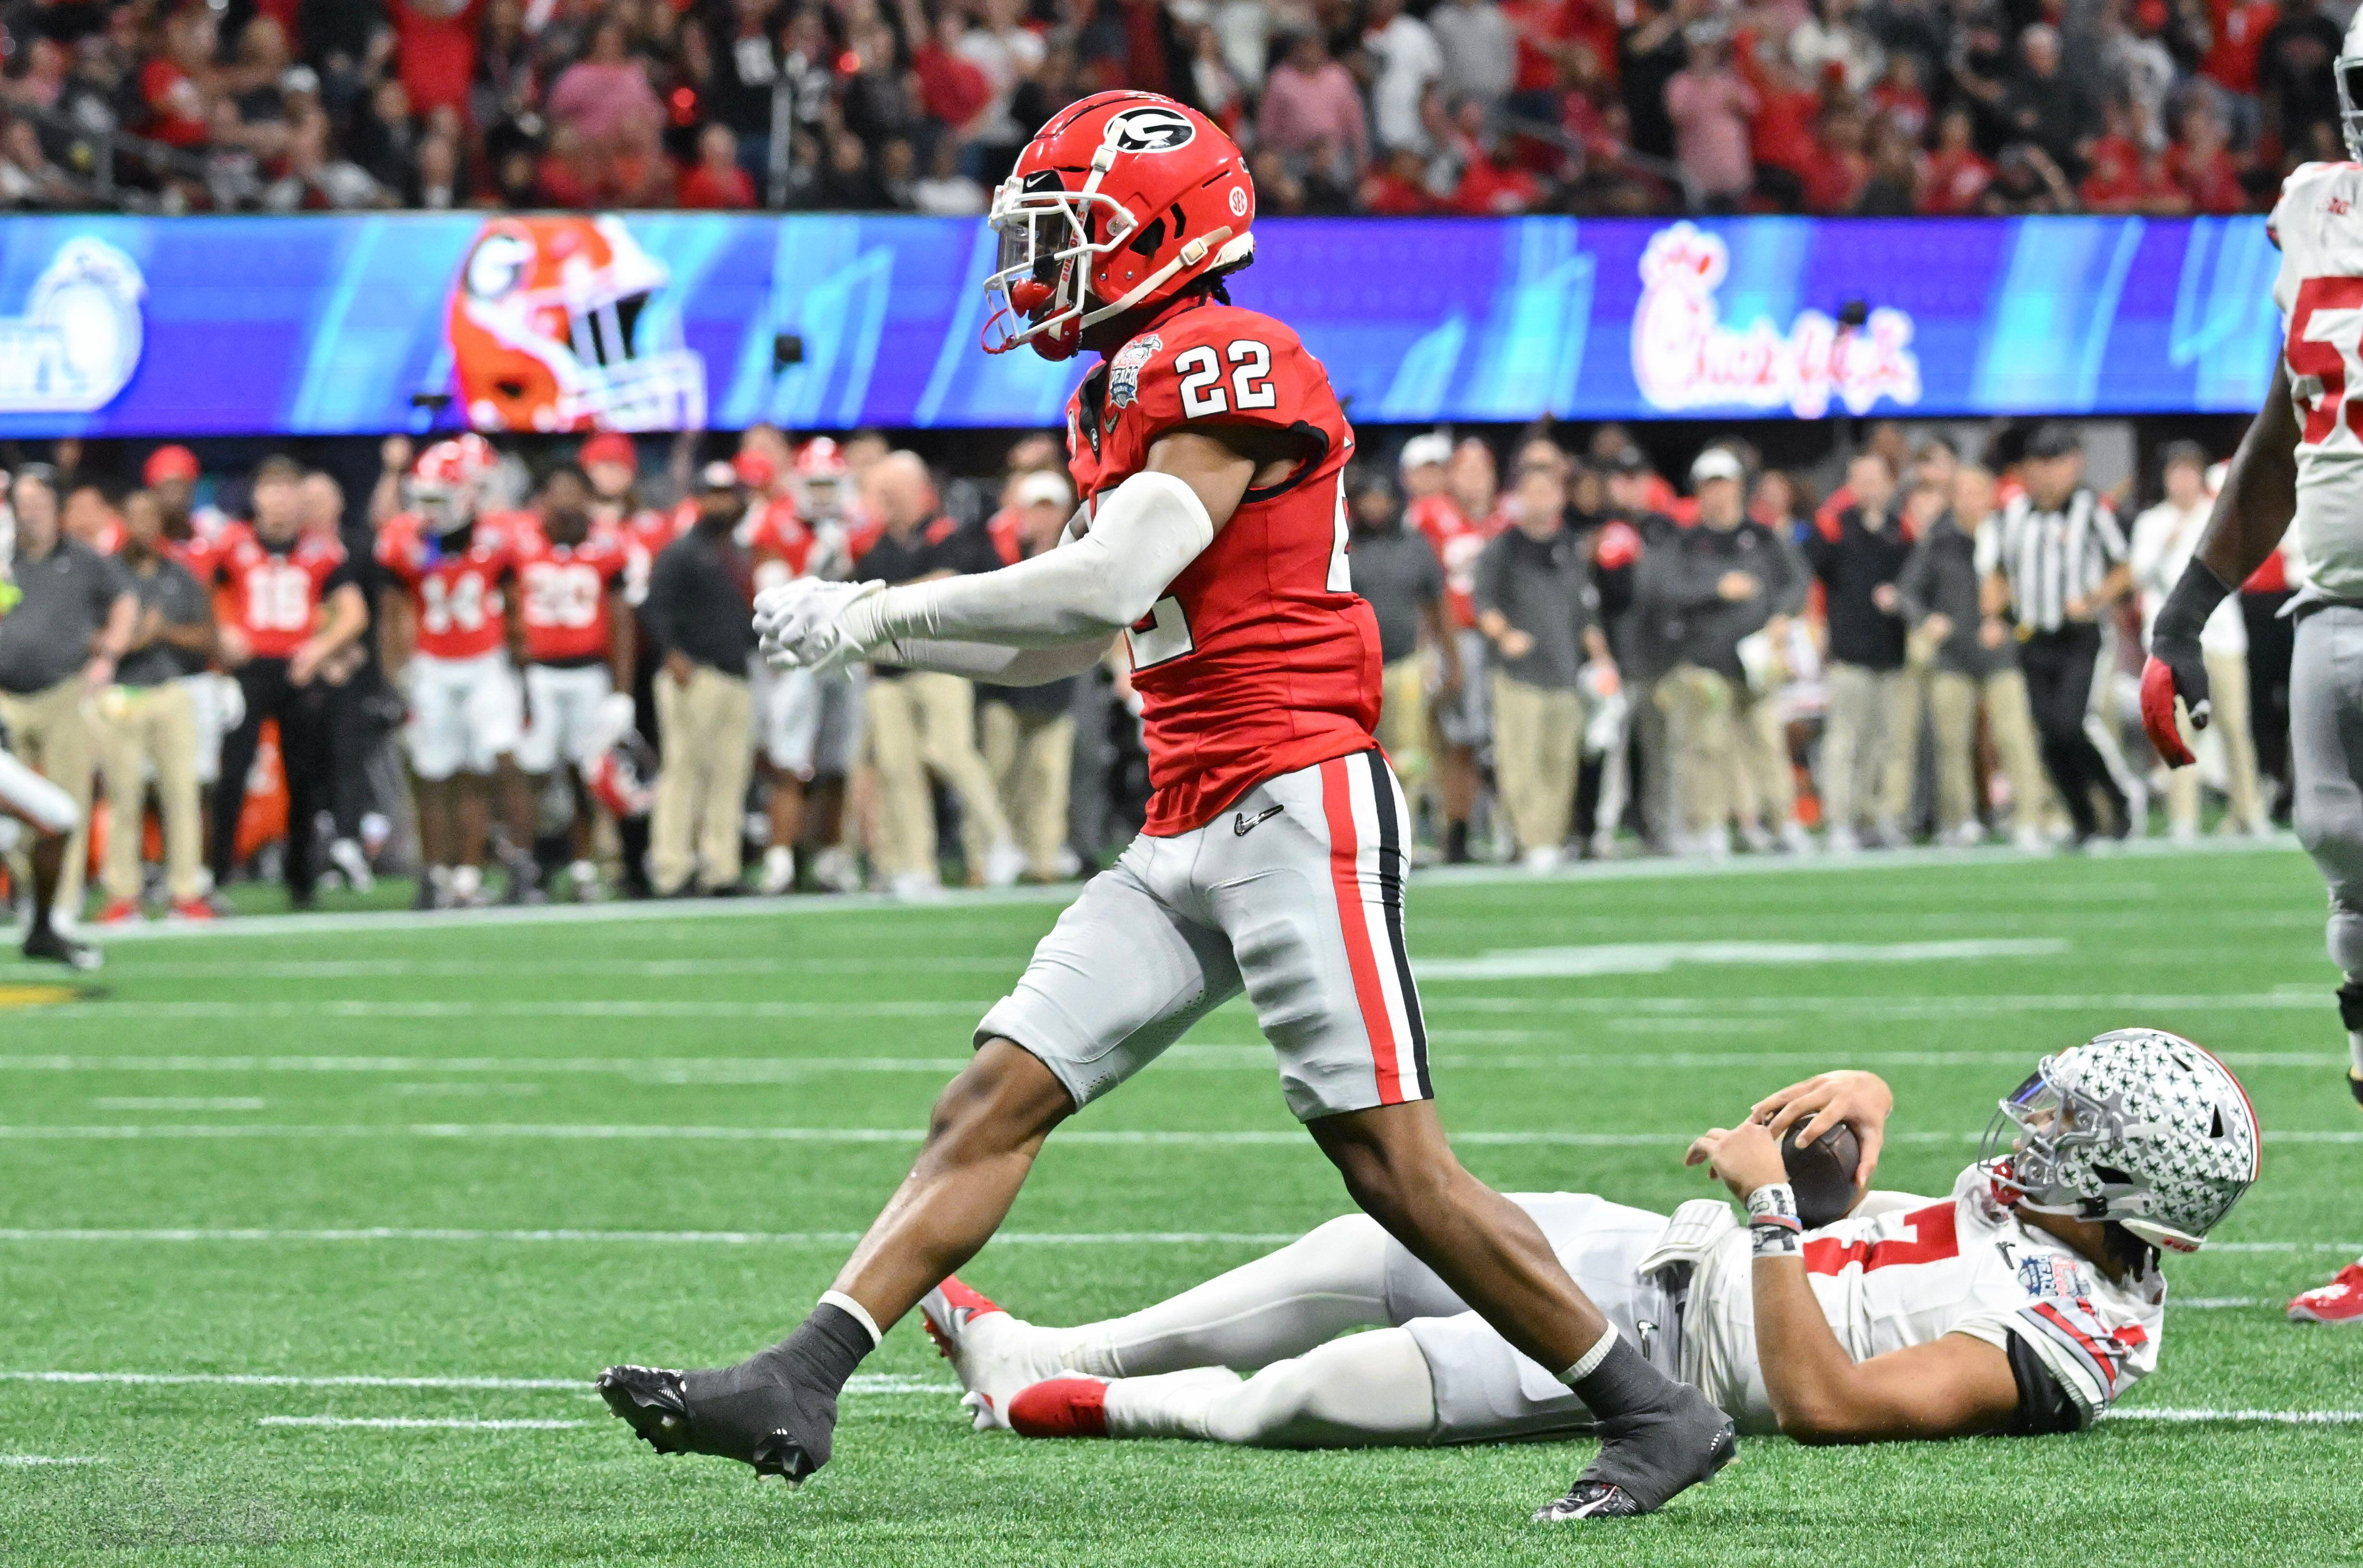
(757, 578), (889, 673)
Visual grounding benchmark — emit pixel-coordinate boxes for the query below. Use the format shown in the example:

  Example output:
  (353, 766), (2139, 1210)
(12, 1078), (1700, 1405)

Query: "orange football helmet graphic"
(446, 215), (707, 434)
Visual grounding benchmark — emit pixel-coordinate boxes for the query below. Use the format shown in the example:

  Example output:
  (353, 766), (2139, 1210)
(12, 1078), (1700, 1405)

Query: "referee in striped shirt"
(1975, 424), (2135, 845)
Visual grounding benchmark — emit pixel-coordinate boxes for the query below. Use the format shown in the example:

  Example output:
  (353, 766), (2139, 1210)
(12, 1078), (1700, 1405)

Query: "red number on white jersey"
(2287, 276), (2363, 444)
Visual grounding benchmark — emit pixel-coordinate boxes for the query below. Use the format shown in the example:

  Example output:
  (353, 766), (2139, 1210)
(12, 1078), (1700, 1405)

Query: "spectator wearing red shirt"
(141, 8), (217, 150)
(1802, 107), (1870, 213)
(1920, 106), (1994, 213)
(2168, 102), (2249, 214)
(1360, 145), (1440, 212)
(1736, 36), (1820, 209)
(2081, 101), (2190, 213)
(392, 0), (483, 120)
(679, 123), (756, 210)
(1867, 54), (1929, 143)
(2201, 0), (2281, 93)
(914, 12), (994, 137)
(1664, 34), (1758, 211)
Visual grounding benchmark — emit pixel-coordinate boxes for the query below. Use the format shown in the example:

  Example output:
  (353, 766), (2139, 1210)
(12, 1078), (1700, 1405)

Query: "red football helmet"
(410, 435), (496, 535)
(792, 436), (850, 519)
(983, 91), (1257, 362)
(447, 215), (707, 433)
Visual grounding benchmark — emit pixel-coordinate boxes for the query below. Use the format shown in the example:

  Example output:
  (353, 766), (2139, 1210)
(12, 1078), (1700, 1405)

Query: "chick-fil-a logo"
(1631, 223), (1920, 418)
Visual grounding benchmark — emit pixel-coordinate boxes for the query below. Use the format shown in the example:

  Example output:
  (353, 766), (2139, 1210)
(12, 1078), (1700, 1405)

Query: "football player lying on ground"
(922, 1035), (2258, 1451)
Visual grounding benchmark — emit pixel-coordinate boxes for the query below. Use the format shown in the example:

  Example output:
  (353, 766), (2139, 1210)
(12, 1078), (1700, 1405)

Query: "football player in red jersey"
(206, 456), (368, 910)
(511, 465), (634, 902)
(601, 94), (1736, 1521)
(376, 437), (527, 908)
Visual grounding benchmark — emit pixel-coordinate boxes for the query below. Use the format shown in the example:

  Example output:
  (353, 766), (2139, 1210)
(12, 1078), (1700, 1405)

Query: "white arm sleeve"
(852, 471), (1213, 650)
(880, 635), (1113, 685)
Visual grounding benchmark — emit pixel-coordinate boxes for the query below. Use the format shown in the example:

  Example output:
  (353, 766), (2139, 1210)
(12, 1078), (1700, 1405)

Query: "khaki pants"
(1883, 658), (1934, 825)
(1658, 665), (1790, 835)
(650, 664), (752, 894)
(865, 671), (1011, 880)
(99, 681), (203, 903)
(1926, 667), (2050, 835)
(2165, 649), (2264, 834)
(1821, 663), (1908, 832)
(1377, 655), (1432, 790)
(1491, 672), (1581, 855)
(981, 701), (1074, 881)
(0, 677), (94, 916)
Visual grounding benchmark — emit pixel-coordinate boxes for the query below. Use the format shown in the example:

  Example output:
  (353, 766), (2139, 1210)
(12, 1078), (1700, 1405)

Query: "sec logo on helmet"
(1106, 105), (1196, 153)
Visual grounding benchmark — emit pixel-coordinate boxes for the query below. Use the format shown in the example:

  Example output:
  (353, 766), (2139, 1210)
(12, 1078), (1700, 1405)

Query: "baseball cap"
(580, 431), (637, 471)
(1605, 445), (1653, 476)
(697, 460), (743, 492)
(2161, 439), (2210, 474)
(1690, 446), (1745, 486)
(2025, 422), (2083, 461)
(143, 445), (201, 486)
(1014, 469), (1072, 509)
(1398, 432), (1452, 473)
(733, 448), (778, 491)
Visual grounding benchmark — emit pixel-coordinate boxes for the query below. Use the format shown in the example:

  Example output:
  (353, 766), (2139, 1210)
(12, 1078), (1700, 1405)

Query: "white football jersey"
(2272, 161), (2363, 602)
(1684, 1166), (2164, 1434)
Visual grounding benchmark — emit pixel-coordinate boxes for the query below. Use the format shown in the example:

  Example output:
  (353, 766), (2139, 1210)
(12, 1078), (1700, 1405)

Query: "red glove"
(2138, 653), (2203, 768)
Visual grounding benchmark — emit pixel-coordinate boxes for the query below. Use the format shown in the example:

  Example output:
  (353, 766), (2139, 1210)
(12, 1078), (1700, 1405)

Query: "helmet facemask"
(2339, 46), (2363, 161)
(1978, 1033), (2259, 1254)
(982, 168), (1136, 362)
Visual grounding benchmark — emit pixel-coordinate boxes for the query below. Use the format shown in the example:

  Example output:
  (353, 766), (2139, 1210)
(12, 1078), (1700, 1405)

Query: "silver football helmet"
(2339, 12), (2363, 160)
(1979, 1028), (2260, 1254)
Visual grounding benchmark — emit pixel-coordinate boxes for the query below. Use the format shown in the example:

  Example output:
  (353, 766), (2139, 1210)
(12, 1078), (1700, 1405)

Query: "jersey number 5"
(1175, 341), (1277, 420)
(2287, 277), (2363, 444)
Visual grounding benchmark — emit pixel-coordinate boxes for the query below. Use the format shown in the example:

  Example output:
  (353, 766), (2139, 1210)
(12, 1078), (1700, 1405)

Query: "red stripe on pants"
(1319, 757), (1403, 1104)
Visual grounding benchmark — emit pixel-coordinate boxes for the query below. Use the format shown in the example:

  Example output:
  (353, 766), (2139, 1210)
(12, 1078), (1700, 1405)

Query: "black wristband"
(2151, 557), (2236, 646)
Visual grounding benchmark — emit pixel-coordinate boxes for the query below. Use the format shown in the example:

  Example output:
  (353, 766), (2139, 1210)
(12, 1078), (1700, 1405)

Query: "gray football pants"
(2291, 606), (2363, 982)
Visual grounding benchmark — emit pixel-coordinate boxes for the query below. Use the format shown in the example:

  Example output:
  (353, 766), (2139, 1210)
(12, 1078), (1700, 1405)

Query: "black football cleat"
(22, 925), (101, 972)
(1534, 1381), (1736, 1523)
(597, 1351), (840, 1485)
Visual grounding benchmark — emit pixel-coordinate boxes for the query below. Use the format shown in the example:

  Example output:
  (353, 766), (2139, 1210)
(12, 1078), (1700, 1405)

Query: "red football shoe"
(917, 1274), (1005, 1361)
(92, 898), (141, 926)
(1007, 1377), (1110, 1439)
(2289, 1262), (2363, 1323)
(169, 898), (217, 922)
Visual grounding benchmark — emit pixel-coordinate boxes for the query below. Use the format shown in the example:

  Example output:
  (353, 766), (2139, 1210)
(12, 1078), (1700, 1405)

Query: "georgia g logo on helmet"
(1105, 105), (1196, 154)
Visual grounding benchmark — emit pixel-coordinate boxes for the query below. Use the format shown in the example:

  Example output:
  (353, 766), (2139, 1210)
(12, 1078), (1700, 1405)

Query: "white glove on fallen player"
(757, 578), (889, 672)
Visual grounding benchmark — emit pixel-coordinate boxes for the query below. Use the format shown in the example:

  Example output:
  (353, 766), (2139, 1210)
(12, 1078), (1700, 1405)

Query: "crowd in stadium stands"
(0, 414), (2289, 919)
(0, 0), (2336, 216)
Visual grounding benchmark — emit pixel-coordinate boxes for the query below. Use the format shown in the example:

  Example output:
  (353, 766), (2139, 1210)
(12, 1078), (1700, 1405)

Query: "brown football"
(1783, 1123), (1862, 1229)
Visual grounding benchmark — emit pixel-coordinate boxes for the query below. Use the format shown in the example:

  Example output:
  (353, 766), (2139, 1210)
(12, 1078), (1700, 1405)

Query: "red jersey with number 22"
(377, 513), (518, 661)
(1066, 299), (1379, 835)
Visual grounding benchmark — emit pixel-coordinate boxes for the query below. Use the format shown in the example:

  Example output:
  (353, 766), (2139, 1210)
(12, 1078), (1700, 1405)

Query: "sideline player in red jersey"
(510, 465), (634, 902)
(206, 456), (368, 909)
(376, 437), (527, 908)
(599, 93), (1736, 1522)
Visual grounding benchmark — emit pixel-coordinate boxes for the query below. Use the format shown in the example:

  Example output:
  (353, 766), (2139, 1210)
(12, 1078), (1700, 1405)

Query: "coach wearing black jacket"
(1803, 453), (1911, 850)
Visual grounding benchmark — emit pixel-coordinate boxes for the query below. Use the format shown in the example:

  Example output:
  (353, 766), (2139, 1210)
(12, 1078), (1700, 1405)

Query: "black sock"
(1567, 1331), (1677, 1424)
(771, 1302), (874, 1398)
(1445, 820), (1470, 863)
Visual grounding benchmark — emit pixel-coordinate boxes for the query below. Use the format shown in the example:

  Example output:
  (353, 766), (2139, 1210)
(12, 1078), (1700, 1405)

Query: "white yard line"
(2104, 1407), (2363, 1425)
(0, 1454), (103, 1465)
(0, 1123), (2350, 1147)
(0, 1228), (1305, 1246)
(2173, 1298), (2262, 1309)
(259, 1416), (587, 1430)
(3, 1369), (954, 1397)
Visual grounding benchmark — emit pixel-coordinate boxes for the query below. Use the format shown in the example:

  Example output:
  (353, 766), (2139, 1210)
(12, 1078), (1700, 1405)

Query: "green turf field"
(2, 844), (2360, 1565)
